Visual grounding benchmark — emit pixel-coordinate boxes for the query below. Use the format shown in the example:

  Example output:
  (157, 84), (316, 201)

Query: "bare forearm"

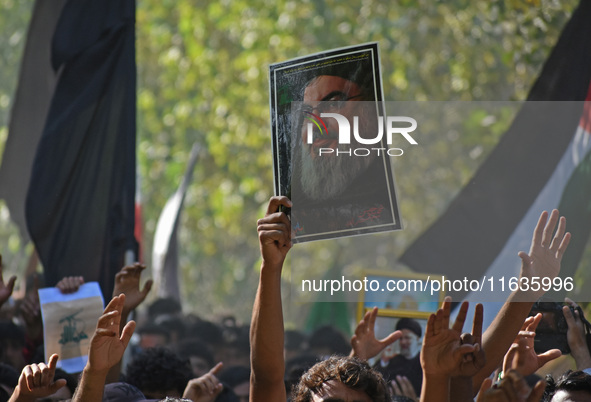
(572, 346), (591, 371)
(72, 367), (108, 402)
(250, 262), (286, 401)
(473, 294), (534, 392)
(421, 374), (449, 402)
(450, 376), (473, 402)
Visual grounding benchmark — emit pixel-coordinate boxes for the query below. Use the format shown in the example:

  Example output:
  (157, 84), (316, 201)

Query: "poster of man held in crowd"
(270, 43), (402, 243)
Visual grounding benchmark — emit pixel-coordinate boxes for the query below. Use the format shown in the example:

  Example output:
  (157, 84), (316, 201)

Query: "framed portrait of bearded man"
(269, 42), (402, 243)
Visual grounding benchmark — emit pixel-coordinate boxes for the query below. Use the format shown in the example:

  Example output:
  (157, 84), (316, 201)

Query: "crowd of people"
(0, 197), (590, 401)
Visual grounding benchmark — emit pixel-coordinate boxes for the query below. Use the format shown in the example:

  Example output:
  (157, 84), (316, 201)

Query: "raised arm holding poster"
(270, 43), (402, 243)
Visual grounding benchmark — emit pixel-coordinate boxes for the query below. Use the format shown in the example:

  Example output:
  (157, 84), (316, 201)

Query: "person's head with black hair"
(187, 319), (223, 346)
(218, 366), (250, 402)
(148, 297), (182, 320)
(186, 319), (226, 365)
(284, 354), (321, 396)
(291, 356), (389, 402)
(221, 326), (250, 369)
(125, 347), (191, 399)
(137, 322), (171, 350)
(307, 326), (351, 358)
(102, 382), (147, 402)
(391, 396), (417, 402)
(544, 370), (591, 401)
(285, 330), (307, 362)
(0, 321), (25, 370)
(176, 338), (214, 378)
(155, 315), (186, 345)
(0, 362), (18, 399)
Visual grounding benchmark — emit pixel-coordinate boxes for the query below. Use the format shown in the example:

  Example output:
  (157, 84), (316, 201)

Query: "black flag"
(399, 0), (591, 303)
(25, 0), (137, 299)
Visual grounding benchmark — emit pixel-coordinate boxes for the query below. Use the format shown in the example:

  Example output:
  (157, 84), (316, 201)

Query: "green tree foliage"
(135, 0), (577, 323)
(0, 0), (580, 325)
(0, 0), (35, 281)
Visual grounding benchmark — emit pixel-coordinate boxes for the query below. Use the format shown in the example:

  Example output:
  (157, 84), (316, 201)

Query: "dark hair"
(148, 297), (182, 319)
(307, 326), (350, 357)
(0, 321), (25, 343)
(543, 370), (591, 401)
(392, 397), (417, 402)
(0, 387), (10, 402)
(137, 322), (171, 340)
(186, 319), (224, 347)
(176, 338), (214, 368)
(218, 365), (250, 388)
(125, 347), (191, 398)
(285, 354), (321, 396)
(291, 356), (389, 402)
(155, 315), (186, 340)
(0, 322), (25, 366)
(285, 330), (307, 352)
(0, 363), (19, 388)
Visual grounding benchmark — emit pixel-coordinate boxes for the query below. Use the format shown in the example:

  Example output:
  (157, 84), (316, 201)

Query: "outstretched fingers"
(382, 330), (403, 346)
(526, 313), (542, 333)
(520, 315), (535, 332)
(142, 279), (154, 298)
(452, 300), (469, 334)
(441, 296), (452, 330)
(549, 216), (566, 250)
(537, 348), (562, 367)
(531, 210), (549, 247)
(427, 313), (438, 337)
(46, 354), (59, 385)
(367, 307), (378, 332)
(354, 309), (373, 337)
(547, 213), (571, 261)
(541, 209), (559, 247)
(472, 303), (483, 345)
(45, 354), (66, 393)
(120, 320), (136, 349)
(97, 310), (120, 333)
(430, 297), (452, 336)
(103, 293), (124, 314)
(533, 209), (570, 259)
(432, 309), (444, 336)
(97, 294), (126, 332)
(557, 232), (571, 260)
(209, 361), (224, 375)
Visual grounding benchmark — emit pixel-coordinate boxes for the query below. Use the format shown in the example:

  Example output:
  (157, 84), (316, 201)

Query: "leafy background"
(0, 0), (583, 328)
